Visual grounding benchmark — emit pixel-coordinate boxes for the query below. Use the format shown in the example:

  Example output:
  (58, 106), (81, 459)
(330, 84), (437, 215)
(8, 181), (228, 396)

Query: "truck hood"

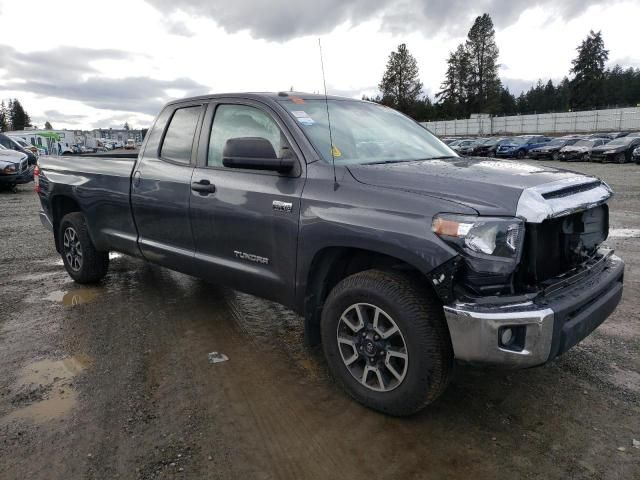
(0, 149), (26, 165)
(347, 157), (602, 218)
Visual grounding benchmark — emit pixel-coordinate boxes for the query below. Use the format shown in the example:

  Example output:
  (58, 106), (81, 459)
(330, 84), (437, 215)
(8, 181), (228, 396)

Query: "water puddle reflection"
(44, 287), (101, 306)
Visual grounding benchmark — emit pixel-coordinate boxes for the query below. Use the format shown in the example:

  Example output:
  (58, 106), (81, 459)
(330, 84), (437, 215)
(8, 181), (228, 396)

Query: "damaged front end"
(433, 177), (625, 367)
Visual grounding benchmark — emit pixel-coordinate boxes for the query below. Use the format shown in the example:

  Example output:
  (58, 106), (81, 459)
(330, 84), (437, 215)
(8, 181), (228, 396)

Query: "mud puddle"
(2, 356), (90, 424)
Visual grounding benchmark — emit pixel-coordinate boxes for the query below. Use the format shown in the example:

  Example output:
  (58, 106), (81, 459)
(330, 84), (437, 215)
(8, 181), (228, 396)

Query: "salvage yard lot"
(0, 160), (639, 479)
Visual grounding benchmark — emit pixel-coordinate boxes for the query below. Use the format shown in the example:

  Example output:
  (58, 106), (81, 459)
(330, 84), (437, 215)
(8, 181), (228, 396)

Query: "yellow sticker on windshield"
(331, 145), (342, 157)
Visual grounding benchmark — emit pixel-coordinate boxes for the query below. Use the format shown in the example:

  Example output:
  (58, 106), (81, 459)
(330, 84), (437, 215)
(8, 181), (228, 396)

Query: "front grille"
(515, 205), (609, 288)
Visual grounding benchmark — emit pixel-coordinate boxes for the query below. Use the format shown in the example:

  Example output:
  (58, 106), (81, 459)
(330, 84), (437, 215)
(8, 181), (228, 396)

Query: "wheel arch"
(50, 194), (82, 253)
(300, 245), (451, 346)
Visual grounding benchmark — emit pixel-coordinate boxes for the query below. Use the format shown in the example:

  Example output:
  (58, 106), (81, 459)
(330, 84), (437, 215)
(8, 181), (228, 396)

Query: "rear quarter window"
(160, 106), (202, 163)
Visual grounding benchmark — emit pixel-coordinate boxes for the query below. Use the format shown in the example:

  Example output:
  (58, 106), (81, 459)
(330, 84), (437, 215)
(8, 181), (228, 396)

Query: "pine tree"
(569, 30), (609, 109)
(123, 122), (130, 130)
(436, 44), (470, 111)
(0, 101), (9, 132)
(465, 14), (501, 113)
(44, 121), (53, 130)
(378, 43), (423, 114)
(9, 99), (32, 130)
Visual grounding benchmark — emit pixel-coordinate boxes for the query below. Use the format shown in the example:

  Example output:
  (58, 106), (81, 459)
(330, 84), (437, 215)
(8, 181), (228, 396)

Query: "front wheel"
(321, 270), (453, 416)
(552, 151), (559, 161)
(615, 153), (626, 164)
(59, 212), (109, 283)
(516, 149), (525, 159)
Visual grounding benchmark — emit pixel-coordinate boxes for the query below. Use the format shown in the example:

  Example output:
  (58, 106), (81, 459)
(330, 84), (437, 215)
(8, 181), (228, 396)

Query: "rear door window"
(160, 106), (202, 163)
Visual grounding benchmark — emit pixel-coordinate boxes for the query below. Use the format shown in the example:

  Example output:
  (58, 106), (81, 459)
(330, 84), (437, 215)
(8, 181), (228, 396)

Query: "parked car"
(626, 131), (640, 138)
(588, 132), (628, 140)
(558, 138), (609, 161)
(455, 138), (486, 156)
(448, 138), (472, 153)
(590, 136), (640, 163)
(0, 145), (33, 192)
(633, 146), (640, 164)
(125, 139), (136, 150)
(528, 137), (581, 160)
(35, 92), (625, 416)
(0, 133), (38, 166)
(495, 135), (551, 159)
(470, 137), (508, 157)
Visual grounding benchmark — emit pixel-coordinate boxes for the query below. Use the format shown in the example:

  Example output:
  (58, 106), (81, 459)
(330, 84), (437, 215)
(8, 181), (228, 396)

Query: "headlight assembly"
(3, 164), (17, 174)
(432, 214), (525, 275)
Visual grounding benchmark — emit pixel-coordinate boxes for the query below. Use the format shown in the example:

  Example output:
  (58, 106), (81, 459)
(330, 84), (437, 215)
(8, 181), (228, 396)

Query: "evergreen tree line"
(369, 15), (640, 122)
(0, 99), (32, 132)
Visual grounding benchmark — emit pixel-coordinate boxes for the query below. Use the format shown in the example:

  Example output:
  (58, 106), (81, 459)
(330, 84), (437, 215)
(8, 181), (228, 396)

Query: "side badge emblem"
(272, 200), (293, 213)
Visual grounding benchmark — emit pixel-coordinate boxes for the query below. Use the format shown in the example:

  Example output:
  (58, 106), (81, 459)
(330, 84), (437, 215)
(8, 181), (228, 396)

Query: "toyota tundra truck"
(36, 93), (624, 416)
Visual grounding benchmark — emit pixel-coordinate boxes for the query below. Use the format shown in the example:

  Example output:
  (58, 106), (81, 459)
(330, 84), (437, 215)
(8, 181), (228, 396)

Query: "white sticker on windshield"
(292, 110), (315, 125)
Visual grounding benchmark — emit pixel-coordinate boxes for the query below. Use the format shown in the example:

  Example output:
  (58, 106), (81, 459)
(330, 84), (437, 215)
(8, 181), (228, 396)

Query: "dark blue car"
(495, 135), (551, 159)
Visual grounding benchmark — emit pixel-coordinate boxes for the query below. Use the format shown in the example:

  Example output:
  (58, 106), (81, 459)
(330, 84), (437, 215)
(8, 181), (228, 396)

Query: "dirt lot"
(0, 160), (639, 479)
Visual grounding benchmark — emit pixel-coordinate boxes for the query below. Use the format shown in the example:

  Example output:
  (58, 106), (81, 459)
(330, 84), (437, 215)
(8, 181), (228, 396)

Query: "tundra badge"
(234, 251), (270, 265)
(272, 200), (293, 213)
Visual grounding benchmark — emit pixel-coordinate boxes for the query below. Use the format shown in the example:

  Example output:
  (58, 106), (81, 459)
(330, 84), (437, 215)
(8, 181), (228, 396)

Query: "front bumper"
(443, 252), (624, 368)
(0, 166), (34, 185)
(559, 151), (585, 161)
(495, 150), (516, 158)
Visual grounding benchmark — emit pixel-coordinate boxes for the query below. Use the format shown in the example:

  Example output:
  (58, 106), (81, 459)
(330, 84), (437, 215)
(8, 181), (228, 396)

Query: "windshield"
(509, 137), (530, 145)
(607, 137), (634, 146)
(574, 140), (595, 147)
(278, 99), (455, 165)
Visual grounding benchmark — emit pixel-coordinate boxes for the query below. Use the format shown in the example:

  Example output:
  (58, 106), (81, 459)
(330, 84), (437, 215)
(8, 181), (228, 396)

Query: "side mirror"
(222, 137), (294, 173)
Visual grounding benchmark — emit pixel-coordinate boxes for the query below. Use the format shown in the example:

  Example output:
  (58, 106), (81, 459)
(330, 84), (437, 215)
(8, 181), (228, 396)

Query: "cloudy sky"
(0, 0), (638, 130)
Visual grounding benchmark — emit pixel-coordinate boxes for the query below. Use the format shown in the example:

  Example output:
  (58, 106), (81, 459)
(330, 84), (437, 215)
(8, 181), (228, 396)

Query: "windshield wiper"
(363, 159), (410, 165)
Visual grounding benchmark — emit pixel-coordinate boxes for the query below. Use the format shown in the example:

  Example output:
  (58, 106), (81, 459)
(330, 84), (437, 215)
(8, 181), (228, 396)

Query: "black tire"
(59, 212), (109, 283)
(582, 153), (590, 162)
(516, 149), (525, 159)
(321, 269), (453, 416)
(552, 151), (559, 161)
(615, 153), (626, 164)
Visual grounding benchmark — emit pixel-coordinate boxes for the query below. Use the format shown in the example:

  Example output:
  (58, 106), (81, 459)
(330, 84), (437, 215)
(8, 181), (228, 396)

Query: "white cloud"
(0, 0), (638, 129)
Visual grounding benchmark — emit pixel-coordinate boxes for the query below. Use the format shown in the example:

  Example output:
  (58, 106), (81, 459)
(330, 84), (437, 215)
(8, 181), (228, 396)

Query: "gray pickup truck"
(36, 93), (624, 415)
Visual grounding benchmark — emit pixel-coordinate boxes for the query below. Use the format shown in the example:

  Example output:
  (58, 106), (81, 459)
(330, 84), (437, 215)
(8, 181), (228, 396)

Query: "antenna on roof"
(318, 38), (337, 188)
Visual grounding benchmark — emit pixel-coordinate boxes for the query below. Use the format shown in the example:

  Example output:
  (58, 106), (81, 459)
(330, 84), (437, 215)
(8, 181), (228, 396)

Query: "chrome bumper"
(444, 304), (554, 367)
(444, 253), (624, 368)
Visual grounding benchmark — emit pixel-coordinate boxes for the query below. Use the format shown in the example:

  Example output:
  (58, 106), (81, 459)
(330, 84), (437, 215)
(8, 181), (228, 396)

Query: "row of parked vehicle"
(0, 133), (37, 192)
(443, 131), (640, 164)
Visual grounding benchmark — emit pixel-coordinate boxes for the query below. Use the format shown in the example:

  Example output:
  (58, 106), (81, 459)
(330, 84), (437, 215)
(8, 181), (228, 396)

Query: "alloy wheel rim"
(336, 303), (408, 392)
(63, 227), (83, 271)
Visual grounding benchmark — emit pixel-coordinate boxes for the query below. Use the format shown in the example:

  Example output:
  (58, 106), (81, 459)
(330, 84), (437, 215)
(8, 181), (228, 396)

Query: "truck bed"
(39, 154), (140, 257)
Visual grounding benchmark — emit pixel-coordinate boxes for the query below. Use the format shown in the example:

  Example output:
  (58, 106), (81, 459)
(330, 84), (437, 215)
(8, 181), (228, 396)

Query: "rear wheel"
(552, 151), (559, 161)
(321, 269), (453, 416)
(59, 212), (109, 283)
(581, 153), (590, 162)
(516, 149), (525, 159)
(615, 153), (626, 164)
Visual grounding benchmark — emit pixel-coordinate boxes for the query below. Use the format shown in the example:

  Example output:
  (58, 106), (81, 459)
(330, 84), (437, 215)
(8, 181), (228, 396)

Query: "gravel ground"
(0, 160), (639, 479)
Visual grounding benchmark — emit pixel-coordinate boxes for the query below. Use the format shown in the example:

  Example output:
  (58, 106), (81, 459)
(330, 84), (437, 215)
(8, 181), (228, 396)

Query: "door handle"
(191, 179), (216, 194)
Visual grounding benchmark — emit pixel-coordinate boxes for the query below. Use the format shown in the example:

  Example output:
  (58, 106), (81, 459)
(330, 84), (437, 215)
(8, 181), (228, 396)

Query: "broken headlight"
(432, 214), (525, 275)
